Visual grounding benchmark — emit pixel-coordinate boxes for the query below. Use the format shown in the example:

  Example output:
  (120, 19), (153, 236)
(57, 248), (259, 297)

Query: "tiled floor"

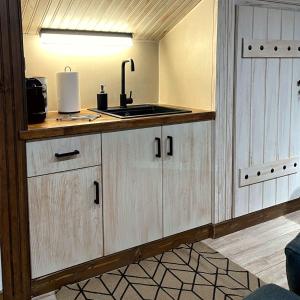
(57, 242), (262, 300)
(204, 211), (300, 288)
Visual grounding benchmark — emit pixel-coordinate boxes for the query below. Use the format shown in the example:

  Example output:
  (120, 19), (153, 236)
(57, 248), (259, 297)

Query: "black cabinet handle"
(167, 136), (173, 156)
(55, 150), (80, 159)
(155, 137), (161, 158)
(94, 181), (100, 205)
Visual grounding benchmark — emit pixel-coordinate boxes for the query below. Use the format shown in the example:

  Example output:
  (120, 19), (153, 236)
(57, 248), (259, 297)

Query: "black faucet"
(120, 59), (135, 108)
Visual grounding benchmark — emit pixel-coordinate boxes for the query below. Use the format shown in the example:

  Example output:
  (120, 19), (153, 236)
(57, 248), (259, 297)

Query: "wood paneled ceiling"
(21, 0), (203, 40)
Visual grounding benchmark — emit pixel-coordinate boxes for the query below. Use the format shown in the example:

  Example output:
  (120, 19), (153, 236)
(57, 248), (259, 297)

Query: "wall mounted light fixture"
(40, 29), (133, 47)
(39, 29), (133, 55)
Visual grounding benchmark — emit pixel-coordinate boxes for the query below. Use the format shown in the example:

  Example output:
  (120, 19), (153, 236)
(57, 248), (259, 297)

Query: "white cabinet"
(27, 134), (103, 278)
(27, 123), (212, 275)
(28, 166), (103, 278)
(102, 127), (163, 255)
(162, 121), (212, 236)
(102, 122), (212, 254)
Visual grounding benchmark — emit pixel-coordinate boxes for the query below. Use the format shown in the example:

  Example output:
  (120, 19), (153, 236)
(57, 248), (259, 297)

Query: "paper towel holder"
(64, 66), (72, 72)
(57, 67), (81, 114)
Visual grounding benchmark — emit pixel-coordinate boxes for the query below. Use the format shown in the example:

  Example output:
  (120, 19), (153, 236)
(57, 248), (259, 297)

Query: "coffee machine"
(26, 77), (47, 124)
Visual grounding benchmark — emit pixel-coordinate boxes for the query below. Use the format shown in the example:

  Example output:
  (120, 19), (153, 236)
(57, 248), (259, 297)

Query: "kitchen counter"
(20, 106), (216, 140)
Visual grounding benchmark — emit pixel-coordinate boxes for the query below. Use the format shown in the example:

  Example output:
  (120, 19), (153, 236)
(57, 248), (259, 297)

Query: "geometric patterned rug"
(56, 242), (263, 300)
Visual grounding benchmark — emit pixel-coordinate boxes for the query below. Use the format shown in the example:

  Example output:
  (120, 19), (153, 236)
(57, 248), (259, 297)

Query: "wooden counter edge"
(20, 111), (216, 141)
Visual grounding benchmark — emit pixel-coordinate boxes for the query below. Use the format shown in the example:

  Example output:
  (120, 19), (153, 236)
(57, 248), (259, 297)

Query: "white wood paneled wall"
(215, 0), (300, 223)
(214, 0), (235, 223)
(234, 5), (300, 217)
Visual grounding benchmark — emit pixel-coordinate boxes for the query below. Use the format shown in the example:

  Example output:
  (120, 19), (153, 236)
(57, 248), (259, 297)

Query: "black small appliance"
(26, 78), (47, 124)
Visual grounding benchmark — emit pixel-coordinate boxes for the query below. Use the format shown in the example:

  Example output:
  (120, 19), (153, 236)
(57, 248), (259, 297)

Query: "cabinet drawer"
(26, 134), (102, 177)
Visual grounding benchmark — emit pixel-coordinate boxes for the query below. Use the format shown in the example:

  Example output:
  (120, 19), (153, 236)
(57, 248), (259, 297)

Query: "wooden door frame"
(0, 0), (31, 299)
(214, 0), (300, 224)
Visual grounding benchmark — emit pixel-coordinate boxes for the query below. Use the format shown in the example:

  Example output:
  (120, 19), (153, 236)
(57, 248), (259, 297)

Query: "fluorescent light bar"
(39, 29), (133, 47)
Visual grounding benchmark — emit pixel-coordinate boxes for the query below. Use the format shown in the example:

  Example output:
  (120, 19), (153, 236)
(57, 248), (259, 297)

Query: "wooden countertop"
(20, 106), (216, 141)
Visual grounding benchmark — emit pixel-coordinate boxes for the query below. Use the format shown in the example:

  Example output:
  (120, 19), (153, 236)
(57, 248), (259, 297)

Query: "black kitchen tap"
(120, 59), (135, 108)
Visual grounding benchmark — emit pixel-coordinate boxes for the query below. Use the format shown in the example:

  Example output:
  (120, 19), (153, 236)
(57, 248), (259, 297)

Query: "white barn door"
(234, 5), (300, 217)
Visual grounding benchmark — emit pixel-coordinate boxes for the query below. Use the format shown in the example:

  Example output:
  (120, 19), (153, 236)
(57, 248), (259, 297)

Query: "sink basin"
(90, 104), (192, 119)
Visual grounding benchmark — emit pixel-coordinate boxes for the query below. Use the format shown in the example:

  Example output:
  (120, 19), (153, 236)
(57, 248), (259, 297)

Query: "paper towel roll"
(56, 68), (81, 113)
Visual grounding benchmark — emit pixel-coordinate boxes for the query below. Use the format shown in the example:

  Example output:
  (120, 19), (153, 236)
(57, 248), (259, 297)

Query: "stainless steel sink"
(90, 104), (192, 119)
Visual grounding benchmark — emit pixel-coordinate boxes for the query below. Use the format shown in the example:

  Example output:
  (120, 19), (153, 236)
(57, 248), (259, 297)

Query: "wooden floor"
(204, 210), (300, 289)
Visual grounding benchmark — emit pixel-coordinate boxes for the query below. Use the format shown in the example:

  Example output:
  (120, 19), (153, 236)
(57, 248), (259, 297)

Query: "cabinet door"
(102, 127), (163, 255)
(163, 121), (212, 236)
(28, 166), (103, 278)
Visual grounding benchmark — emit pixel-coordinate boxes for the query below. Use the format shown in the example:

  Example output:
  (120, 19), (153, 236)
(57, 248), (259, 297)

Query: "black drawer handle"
(167, 136), (173, 156)
(155, 137), (161, 158)
(94, 181), (100, 205)
(55, 150), (80, 159)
